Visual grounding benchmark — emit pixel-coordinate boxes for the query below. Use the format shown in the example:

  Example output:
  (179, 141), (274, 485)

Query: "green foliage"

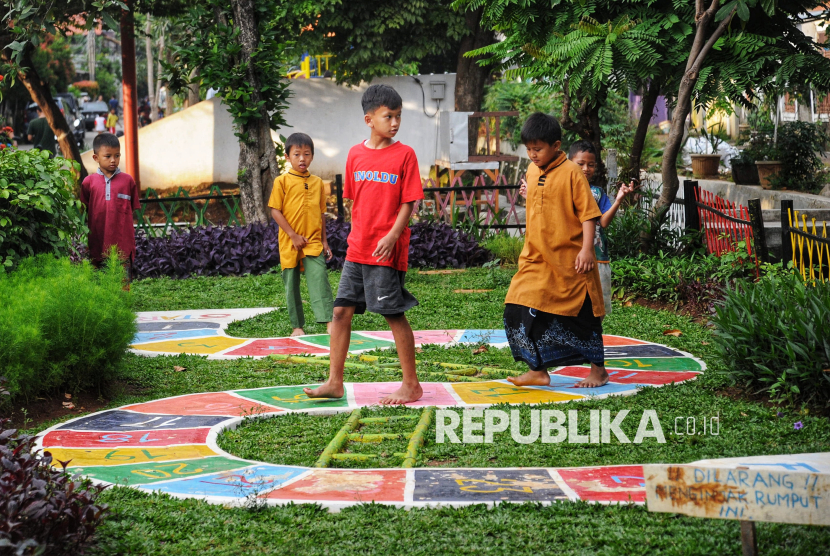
(481, 232), (523, 265)
(299, 0), (467, 84)
(611, 252), (718, 303)
(0, 148), (86, 269)
(712, 273), (830, 407)
(483, 80), (564, 148)
(605, 206), (686, 260)
(0, 252), (136, 400)
(164, 0), (300, 142)
(769, 121), (828, 192)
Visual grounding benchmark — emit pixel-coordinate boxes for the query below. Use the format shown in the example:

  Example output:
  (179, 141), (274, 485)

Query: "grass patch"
(60, 271), (830, 554)
(91, 488), (830, 556)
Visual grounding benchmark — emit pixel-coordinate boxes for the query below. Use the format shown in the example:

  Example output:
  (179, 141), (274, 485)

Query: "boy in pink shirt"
(304, 85), (424, 404)
(79, 133), (140, 279)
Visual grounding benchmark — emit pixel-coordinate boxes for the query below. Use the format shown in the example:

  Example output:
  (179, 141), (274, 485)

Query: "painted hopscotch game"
(33, 307), (725, 509)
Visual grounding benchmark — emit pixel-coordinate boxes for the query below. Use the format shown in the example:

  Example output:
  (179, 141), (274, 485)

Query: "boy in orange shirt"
(505, 113), (608, 388)
(269, 133), (334, 336)
(304, 85), (424, 404)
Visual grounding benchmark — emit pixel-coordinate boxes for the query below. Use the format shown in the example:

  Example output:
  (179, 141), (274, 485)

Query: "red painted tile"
(551, 367), (700, 385)
(122, 392), (282, 416)
(41, 428), (210, 448)
(352, 382), (458, 407)
(360, 330), (459, 345)
(264, 469), (407, 502)
(556, 465), (646, 502)
(224, 338), (330, 357)
(602, 335), (648, 346)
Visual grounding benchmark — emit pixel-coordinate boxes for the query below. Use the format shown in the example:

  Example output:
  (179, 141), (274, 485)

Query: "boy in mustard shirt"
(269, 133), (334, 336)
(504, 113), (608, 389)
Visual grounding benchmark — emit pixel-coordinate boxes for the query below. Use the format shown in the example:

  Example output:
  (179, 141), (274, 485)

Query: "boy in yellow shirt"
(269, 133), (334, 336)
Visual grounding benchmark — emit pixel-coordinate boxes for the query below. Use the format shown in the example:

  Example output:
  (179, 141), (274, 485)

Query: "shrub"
(769, 121), (828, 192)
(409, 221), (492, 269)
(712, 273), (830, 407)
(0, 149), (86, 269)
(71, 80), (99, 97)
(0, 419), (108, 554)
(134, 220), (492, 279)
(0, 253), (135, 400)
(134, 222), (281, 279)
(611, 252), (719, 303)
(481, 233), (524, 265)
(605, 205), (687, 260)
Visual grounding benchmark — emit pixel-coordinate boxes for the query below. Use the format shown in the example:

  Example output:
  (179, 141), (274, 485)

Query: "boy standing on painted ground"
(79, 133), (140, 279)
(505, 113), (608, 388)
(304, 84), (424, 404)
(268, 133), (334, 336)
(568, 140), (634, 316)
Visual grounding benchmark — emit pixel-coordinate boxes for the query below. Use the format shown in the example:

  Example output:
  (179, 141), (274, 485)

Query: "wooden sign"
(644, 464), (830, 526)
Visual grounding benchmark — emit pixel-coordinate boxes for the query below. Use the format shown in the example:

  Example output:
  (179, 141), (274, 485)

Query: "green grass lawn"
(73, 268), (830, 555)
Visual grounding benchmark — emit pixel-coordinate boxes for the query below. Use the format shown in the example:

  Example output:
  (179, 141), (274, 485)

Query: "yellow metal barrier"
(788, 209), (830, 283)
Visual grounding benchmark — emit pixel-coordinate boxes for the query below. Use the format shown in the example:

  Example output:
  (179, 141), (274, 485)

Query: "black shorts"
(334, 261), (419, 315)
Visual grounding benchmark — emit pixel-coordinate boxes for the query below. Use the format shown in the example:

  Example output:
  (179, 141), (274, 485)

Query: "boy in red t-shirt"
(304, 85), (424, 404)
(79, 133), (140, 279)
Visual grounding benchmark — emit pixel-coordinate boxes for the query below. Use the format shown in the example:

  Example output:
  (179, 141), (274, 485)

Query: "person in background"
(26, 106), (55, 155)
(108, 95), (119, 114)
(94, 112), (106, 135)
(106, 108), (118, 134)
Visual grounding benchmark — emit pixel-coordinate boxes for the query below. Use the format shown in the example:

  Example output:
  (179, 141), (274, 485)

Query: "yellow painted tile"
(451, 381), (584, 405)
(131, 337), (246, 354)
(46, 444), (217, 467)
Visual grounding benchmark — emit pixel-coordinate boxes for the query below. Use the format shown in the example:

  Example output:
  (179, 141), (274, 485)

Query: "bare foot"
(378, 382), (423, 405)
(290, 328), (305, 337)
(303, 381), (344, 399)
(506, 370), (551, 387)
(326, 322), (333, 334)
(574, 365), (609, 388)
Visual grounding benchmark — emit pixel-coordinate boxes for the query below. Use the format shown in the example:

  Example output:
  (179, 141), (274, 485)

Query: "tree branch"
(689, 8), (736, 78)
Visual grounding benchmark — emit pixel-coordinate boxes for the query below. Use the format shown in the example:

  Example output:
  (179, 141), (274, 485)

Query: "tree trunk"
(560, 79), (607, 188)
(628, 80), (661, 184)
(454, 7), (495, 112)
(185, 67), (200, 108)
(231, 0), (279, 224)
(154, 32), (163, 121)
(655, 2), (735, 228)
(145, 15), (155, 123)
(4, 43), (87, 179)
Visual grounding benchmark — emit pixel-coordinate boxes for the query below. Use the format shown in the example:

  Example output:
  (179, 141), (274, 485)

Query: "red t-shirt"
(80, 170), (140, 262)
(344, 141), (424, 271)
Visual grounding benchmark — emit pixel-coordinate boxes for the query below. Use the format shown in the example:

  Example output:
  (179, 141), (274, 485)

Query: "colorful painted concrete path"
(34, 308), (717, 509)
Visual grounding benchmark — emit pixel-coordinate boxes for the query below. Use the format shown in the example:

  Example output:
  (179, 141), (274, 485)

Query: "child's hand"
(519, 177), (528, 199)
(323, 241), (333, 261)
(373, 234), (397, 263)
(291, 233), (308, 251)
(575, 248), (595, 274)
(616, 180), (636, 202)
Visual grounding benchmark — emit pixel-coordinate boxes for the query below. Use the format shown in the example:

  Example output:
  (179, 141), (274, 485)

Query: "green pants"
(282, 254), (334, 329)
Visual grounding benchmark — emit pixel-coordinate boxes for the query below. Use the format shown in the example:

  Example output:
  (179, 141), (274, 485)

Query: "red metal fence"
(688, 184), (766, 276)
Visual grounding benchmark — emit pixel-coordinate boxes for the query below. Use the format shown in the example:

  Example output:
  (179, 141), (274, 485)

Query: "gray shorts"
(334, 261), (419, 315)
(598, 262), (612, 315)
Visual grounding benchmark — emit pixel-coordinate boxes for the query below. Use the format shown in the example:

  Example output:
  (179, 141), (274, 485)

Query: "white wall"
(82, 97), (240, 189)
(82, 74), (454, 187)
(276, 74), (455, 179)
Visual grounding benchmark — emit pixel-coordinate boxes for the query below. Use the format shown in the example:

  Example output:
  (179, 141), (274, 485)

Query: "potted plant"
(764, 121), (829, 192)
(751, 132), (783, 190)
(690, 122), (725, 179)
(730, 149), (760, 185)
